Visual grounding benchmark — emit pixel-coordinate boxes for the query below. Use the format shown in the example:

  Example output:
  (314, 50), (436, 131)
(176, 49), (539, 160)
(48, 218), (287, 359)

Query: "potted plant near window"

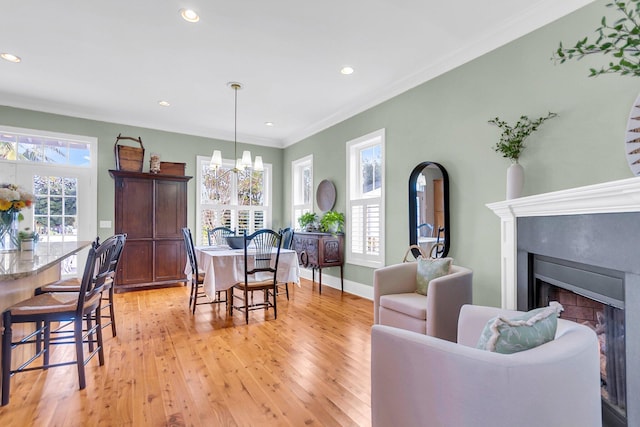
(298, 212), (318, 232)
(319, 210), (345, 234)
(18, 228), (38, 251)
(488, 112), (557, 199)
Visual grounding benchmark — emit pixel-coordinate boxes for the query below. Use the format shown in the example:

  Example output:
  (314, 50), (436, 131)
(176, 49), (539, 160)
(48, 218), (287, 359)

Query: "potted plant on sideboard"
(319, 210), (345, 234)
(298, 212), (318, 232)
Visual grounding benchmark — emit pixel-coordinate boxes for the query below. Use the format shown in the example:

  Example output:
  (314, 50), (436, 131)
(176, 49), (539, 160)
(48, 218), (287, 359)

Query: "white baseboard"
(298, 267), (373, 300)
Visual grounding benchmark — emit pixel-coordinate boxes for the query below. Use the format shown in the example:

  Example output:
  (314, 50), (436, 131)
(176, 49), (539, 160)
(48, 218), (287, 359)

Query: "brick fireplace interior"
(532, 255), (626, 426)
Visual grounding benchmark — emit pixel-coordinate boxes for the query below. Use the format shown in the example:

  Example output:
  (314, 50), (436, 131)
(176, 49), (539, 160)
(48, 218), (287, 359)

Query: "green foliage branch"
(488, 112), (558, 162)
(553, 0), (640, 77)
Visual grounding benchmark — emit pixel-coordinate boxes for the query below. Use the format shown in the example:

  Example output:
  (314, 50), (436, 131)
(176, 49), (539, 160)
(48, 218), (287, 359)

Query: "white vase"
(506, 162), (524, 200)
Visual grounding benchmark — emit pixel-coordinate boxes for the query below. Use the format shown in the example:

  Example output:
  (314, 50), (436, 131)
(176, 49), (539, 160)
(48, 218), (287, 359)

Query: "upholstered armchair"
(373, 262), (473, 342)
(371, 304), (602, 427)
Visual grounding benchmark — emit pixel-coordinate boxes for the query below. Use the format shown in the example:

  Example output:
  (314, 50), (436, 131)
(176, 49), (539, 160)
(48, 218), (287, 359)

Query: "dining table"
(186, 245), (301, 298)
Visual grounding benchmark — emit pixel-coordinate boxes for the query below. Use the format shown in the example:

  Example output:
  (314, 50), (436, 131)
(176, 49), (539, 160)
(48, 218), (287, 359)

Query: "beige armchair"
(371, 304), (602, 427)
(373, 262), (472, 342)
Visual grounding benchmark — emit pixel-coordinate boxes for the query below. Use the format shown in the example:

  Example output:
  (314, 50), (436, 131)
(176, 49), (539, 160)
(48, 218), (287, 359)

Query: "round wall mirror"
(408, 162), (450, 258)
(316, 179), (336, 212)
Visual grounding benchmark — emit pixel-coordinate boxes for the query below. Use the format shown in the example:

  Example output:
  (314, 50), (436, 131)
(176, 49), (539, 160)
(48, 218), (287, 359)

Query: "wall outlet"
(99, 220), (112, 228)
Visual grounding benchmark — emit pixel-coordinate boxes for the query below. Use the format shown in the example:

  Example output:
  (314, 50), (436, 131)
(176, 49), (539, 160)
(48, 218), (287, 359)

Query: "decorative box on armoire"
(109, 170), (192, 292)
(292, 231), (344, 293)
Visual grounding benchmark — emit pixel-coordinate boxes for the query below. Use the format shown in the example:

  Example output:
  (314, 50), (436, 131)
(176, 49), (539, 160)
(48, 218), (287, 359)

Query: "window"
(33, 176), (79, 243)
(346, 129), (385, 268)
(0, 126), (97, 275)
(196, 155), (272, 245)
(0, 131), (91, 166)
(291, 155), (313, 230)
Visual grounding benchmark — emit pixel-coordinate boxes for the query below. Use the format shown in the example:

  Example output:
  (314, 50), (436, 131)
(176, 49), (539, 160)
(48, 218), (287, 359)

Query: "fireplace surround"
(487, 177), (640, 426)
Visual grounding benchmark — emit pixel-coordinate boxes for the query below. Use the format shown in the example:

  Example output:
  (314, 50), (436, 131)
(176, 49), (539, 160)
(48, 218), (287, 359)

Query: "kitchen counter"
(0, 241), (91, 281)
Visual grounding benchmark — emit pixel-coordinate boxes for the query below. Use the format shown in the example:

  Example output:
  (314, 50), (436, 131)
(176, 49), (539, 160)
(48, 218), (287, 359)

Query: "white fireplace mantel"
(486, 176), (640, 309)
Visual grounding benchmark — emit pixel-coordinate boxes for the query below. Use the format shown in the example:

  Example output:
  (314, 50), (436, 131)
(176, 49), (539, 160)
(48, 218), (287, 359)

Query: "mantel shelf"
(486, 176), (640, 309)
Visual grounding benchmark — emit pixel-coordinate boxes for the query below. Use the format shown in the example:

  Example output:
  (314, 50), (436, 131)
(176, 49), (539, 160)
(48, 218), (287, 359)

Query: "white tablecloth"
(185, 246), (300, 297)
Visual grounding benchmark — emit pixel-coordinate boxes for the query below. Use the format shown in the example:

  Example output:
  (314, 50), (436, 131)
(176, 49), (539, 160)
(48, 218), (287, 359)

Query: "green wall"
(2, 0), (637, 305)
(283, 0), (638, 305)
(0, 107), (285, 240)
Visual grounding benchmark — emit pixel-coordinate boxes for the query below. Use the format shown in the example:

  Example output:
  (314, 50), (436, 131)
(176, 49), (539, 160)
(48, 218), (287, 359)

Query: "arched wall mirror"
(408, 162), (450, 258)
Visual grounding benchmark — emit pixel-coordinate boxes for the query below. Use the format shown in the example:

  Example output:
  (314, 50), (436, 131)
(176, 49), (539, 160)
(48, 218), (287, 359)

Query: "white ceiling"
(0, 0), (595, 148)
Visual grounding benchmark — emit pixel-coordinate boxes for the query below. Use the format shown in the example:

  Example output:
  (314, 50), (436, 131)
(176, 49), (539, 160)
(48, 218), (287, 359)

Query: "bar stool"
(1, 236), (120, 406)
(35, 234), (126, 336)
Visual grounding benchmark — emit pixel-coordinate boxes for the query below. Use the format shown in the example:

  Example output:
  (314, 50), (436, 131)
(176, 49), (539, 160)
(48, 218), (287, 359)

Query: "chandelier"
(210, 82), (263, 172)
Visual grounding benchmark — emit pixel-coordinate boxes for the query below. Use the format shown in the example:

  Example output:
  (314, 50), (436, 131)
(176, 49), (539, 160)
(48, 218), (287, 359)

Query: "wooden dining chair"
(276, 227), (294, 300)
(182, 227), (226, 314)
(1, 235), (120, 406)
(231, 229), (282, 324)
(35, 234), (127, 337)
(207, 226), (235, 246)
(430, 227), (446, 258)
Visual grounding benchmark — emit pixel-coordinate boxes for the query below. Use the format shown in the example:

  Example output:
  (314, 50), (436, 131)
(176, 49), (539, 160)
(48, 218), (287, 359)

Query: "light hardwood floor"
(0, 279), (373, 427)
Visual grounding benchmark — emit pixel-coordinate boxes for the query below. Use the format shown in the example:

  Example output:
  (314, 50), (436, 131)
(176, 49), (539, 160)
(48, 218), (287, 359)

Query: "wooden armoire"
(109, 170), (192, 292)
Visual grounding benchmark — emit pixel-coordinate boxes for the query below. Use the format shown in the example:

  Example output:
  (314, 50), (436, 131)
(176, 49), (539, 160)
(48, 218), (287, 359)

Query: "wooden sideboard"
(110, 170), (191, 292)
(292, 231), (344, 293)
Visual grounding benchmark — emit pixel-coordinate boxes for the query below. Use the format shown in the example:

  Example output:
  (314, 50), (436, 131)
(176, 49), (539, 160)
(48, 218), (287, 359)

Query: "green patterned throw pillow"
(476, 302), (564, 354)
(415, 257), (453, 295)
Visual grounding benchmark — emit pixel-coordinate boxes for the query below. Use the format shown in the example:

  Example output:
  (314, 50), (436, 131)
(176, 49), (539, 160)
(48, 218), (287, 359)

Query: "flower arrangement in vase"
(0, 183), (34, 251)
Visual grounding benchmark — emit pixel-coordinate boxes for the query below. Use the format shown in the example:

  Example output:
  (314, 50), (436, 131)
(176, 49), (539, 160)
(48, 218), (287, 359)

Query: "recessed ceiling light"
(340, 66), (354, 75)
(264, 122), (274, 127)
(180, 8), (200, 23)
(1, 53), (21, 63)
(158, 100), (171, 107)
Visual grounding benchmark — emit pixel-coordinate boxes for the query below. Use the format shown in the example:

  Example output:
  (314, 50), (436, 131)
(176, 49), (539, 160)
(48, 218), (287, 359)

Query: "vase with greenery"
(488, 112), (557, 199)
(298, 212), (318, 231)
(18, 228), (38, 251)
(553, 0), (640, 77)
(319, 210), (345, 234)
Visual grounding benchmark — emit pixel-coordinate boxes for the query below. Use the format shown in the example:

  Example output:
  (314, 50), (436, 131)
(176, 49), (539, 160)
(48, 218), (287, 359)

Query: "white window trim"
(291, 154), (313, 230)
(196, 155), (272, 245)
(0, 125), (98, 241)
(346, 128), (385, 268)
